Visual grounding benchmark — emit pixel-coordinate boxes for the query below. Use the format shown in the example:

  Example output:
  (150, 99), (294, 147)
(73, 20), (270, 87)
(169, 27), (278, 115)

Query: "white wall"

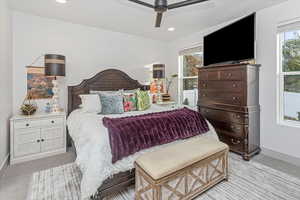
(256, 0), (300, 159)
(167, 0), (300, 159)
(12, 12), (169, 113)
(0, 0), (12, 168)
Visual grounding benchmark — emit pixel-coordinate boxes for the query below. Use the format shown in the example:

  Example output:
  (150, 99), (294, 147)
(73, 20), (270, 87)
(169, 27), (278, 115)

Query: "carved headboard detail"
(68, 69), (149, 115)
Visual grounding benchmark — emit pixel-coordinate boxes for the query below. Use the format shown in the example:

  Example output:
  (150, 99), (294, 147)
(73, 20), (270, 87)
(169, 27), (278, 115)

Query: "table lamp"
(45, 54), (66, 113)
(153, 64), (165, 102)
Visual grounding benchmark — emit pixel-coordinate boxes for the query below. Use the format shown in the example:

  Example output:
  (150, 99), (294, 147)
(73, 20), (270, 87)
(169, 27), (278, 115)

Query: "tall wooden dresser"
(198, 63), (260, 160)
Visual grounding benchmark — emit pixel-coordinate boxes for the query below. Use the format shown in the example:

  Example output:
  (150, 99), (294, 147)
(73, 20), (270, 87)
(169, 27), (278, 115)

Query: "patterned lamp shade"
(153, 64), (165, 79)
(44, 54), (66, 77)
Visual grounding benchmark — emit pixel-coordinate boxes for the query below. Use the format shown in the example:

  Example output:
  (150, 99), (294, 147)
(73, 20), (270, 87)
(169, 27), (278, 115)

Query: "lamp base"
(51, 79), (61, 113)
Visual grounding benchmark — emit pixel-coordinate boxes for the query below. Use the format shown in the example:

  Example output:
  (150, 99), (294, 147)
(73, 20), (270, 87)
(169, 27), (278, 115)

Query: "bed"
(67, 69), (219, 200)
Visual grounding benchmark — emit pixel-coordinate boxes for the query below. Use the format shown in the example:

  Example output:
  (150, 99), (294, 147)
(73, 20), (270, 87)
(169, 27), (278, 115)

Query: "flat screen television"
(203, 13), (255, 66)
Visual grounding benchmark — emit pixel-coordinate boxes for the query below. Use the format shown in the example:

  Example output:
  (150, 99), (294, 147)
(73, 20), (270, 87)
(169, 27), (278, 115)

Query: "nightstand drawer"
(14, 142), (41, 157)
(41, 127), (64, 140)
(40, 117), (64, 127)
(41, 138), (64, 152)
(14, 120), (41, 129)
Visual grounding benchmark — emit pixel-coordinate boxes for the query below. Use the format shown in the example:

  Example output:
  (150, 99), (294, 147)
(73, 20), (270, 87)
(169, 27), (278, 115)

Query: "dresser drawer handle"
(232, 97), (239, 100)
(202, 94), (206, 97)
(37, 139), (40, 143)
(51, 120), (55, 124)
(227, 73), (232, 77)
(231, 125), (241, 131)
(41, 139), (45, 142)
(233, 84), (237, 87)
(231, 138), (241, 145)
(26, 123), (30, 127)
(202, 84), (207, 87)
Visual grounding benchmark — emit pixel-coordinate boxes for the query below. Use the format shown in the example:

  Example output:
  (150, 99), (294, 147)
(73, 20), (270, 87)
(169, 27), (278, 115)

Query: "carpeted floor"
(27, 154), (300, 200)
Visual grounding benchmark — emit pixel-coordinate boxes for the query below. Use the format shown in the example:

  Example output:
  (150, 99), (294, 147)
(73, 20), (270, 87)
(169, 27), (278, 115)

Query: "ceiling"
(9, 0), (285, 41)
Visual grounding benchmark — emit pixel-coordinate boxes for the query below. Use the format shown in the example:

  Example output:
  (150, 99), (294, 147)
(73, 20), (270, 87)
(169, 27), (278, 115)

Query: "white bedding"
(67, 105), (219, 200)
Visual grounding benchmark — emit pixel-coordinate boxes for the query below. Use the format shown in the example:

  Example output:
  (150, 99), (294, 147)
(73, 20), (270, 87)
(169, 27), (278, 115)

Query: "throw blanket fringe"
(103, 107), (209, 163)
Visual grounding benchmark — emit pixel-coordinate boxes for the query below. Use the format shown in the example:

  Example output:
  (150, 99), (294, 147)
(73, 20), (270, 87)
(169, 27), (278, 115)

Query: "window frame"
(277, 31), (300, 128)
(178, 46), (203, 107)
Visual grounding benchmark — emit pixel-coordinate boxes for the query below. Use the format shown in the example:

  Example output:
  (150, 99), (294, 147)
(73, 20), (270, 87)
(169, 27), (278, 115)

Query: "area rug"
(27, 155), (300, 200)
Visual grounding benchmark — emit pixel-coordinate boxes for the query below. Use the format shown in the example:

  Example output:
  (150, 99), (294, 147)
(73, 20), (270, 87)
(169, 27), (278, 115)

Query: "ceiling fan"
(128, 0), (209, 28)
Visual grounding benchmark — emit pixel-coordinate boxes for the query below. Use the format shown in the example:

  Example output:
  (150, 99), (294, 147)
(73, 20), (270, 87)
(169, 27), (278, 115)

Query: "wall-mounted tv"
(203, 13), (255, 66)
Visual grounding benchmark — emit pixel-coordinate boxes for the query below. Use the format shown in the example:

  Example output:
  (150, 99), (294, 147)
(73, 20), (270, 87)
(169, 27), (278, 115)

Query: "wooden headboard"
(68, 69), (149, 115)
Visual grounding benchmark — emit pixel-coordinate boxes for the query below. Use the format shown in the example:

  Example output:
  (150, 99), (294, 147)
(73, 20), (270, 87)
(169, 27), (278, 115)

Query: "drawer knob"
(41, 139), (45, 142)
(202, 94), (206, 97)
(233, 84), (237, 87)
(51, 120), (55, 124)
(233, 97), (239, 100)
(236, 115), (241, 119)
(26, 123), (29, 127)
(37, 139), (40, 143)
(227, 73), (232, 77)
(231, 138), (241, 145)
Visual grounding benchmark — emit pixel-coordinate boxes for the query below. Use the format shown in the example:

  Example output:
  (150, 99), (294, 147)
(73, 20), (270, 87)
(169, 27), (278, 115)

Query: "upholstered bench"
(135, 137), (229, 200)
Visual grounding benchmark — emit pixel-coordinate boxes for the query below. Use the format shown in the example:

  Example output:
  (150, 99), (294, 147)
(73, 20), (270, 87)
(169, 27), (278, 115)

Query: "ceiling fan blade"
(168, 0), (209, 10)
(155, 12), (163, 28)
(128, 0), (154, 8)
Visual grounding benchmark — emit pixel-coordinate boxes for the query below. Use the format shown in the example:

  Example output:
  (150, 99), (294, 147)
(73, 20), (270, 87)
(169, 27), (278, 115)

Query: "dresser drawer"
(14, 120), (41, 129)
(199, 107), (248, 124)
(210, 120), (246, 138)
(218, 134), (245, 154)
(41, 127), (64, 140)
(198, 71), (219, 80)
(40, 117), (64, 127)
(199, 81), (243, 92)
(219, 69), (243, 81)
(199, 92), (243, 106)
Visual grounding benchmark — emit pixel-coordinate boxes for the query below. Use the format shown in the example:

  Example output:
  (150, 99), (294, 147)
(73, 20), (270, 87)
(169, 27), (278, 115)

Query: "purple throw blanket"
(103, 107), (209, 163)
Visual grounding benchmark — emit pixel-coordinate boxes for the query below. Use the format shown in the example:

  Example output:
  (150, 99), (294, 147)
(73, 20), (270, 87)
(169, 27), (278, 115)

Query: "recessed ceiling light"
(56, 0), (68, 4)
(168, 27), (175, 32)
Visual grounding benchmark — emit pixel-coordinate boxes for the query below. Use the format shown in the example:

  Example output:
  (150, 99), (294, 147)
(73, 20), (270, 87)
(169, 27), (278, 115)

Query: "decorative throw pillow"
(123, 93), (137, 112)
(79, 94), (102, 113)
(136, 89), (151, 111)
(98, 92), (124, 114)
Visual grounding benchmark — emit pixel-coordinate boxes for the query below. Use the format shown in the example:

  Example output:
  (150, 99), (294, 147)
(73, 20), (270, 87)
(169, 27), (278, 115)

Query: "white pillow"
(79, 94), (101, 113)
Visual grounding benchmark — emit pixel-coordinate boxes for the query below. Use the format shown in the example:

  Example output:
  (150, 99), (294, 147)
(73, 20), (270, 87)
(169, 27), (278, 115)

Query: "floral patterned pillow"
(123, 93), (137, 112)
(137, 89), (151, 111)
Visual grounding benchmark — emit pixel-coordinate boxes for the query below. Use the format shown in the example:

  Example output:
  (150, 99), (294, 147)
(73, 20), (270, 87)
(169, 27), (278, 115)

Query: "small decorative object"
(45, 102), (51, 113)
(45, 54), (66, 113)
(183, 98), (189, 106)
(20, 92), (38, 115)
(153, 64), (165, 103)
(164, 74), (178, 102)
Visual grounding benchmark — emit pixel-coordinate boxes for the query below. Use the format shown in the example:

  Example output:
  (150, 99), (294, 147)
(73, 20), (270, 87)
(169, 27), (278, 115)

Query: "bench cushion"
(136, 137), (228, 180)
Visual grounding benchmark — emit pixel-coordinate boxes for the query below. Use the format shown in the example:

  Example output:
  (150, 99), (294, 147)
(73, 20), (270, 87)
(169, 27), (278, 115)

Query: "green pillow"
(137, 90), (151, 111)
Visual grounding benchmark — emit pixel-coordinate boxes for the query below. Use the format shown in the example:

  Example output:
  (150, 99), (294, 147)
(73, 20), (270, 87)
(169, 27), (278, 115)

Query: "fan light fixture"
(56, 0), (68, 4)
(128, 0), (209, 28)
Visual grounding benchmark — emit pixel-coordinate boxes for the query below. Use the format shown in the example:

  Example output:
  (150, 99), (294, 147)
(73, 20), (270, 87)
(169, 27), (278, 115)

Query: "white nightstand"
(10, 112), (66, 165)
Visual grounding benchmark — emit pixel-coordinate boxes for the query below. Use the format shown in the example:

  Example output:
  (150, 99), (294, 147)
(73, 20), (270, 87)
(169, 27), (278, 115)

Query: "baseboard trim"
(0, 154), (10, 178)
(261, 147), (300, 167)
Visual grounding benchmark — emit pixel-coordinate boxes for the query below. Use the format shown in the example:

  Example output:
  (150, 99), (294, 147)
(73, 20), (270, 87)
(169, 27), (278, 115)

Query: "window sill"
(278, 120), (300, 129)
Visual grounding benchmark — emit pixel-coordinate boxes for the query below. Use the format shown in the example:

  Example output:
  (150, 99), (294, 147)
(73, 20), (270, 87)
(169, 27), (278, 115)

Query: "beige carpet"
(27, 155), (300, 200)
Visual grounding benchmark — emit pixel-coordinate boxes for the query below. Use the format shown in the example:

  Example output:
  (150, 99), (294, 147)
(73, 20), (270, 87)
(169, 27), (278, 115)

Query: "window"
(178, 46), (203, 107)
(278, 27), (300, 126)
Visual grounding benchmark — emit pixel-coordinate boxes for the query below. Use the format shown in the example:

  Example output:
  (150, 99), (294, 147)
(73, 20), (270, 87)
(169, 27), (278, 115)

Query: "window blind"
(179, 46), (203, 56)
(278, 19), (300, 33)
